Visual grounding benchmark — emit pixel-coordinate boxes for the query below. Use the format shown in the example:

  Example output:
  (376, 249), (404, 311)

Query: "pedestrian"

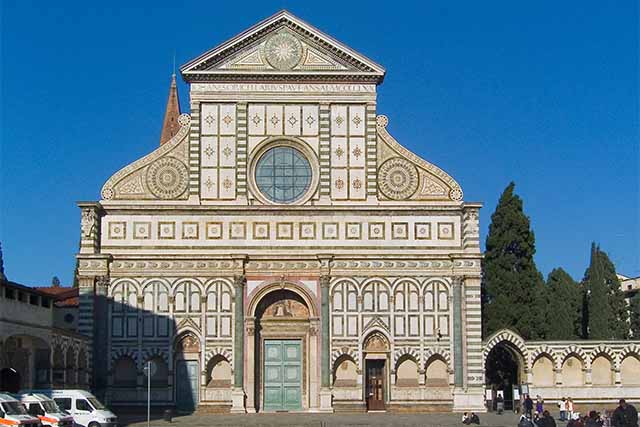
(612, 399), (638, 427)
(585, 411), (603, 427)
(559, 397), (567, 421)
(462, 412), (471, 424)
(536, 395), (544, 416)
(524, 394), (534, 418)
(496, 393), (504, 415)
(540, 410), (557, 427)
(567, 398), (575, 421)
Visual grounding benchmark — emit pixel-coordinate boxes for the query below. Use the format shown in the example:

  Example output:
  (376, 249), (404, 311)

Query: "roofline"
(180, 9), (385, 78)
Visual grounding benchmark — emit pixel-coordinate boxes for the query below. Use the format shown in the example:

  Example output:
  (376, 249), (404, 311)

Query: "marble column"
(452, 276), (464, 387)
(319, 274), (333, 412)
(231, 274), (246, 413)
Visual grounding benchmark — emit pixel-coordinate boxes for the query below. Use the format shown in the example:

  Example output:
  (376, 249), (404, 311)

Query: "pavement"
(121, 411), (549, 427)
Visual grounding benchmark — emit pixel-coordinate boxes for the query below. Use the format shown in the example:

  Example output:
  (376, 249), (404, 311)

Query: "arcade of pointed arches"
(483, 329), (640, 388)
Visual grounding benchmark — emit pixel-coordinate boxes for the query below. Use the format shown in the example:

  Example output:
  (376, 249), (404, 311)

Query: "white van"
(0, 393), (41, 427)
(18, 393), (73, 427)
(23, 390), (117, 427)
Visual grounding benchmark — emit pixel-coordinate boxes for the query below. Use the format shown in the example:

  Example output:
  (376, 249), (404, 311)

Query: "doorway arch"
(0, 368), (21, 393)
(483, 330), (528, 410)
(247, 282), (320, 412)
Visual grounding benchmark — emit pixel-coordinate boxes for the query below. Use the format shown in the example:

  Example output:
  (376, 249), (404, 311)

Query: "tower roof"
(159, 73), (181, 146)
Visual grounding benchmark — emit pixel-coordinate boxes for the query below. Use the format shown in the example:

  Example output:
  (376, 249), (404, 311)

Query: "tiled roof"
(35, 286), (79, 307)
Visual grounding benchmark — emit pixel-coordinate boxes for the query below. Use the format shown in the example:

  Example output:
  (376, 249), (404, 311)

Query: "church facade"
(74, 11), (640, 414)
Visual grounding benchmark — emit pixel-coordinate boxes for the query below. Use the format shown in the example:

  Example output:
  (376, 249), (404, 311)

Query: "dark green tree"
(582, 243), (628, 339)
(545, 268), (581, 339)
(482, 182), (547, 340)
(630, 293), (640, 339)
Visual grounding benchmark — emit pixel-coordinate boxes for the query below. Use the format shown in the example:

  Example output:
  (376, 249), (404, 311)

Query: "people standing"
(536, 395), (544, 416)
(612, 399), (638, 427)
(524, 394), (534, 418)
(567, 398), (574, 421)
(559, 397), (567, 421)
(585, 411), (603, 427)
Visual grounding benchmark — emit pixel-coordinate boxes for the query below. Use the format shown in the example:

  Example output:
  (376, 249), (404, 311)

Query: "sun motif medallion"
(264, 31), (303, 70)
(378, 157), (419, 200)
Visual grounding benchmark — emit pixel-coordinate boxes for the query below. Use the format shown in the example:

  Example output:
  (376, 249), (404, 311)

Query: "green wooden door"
(263, 339), (302, 411)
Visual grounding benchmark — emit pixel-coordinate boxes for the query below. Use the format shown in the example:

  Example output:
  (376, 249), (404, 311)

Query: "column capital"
(316, 254), (334, 276)
(234, 274), (246, 288)
(320, 275), (331, 289)
(231, 254), (248, 275)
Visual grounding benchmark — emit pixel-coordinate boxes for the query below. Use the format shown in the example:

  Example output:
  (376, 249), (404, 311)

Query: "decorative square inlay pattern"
(415, 223), (432, 240)
(230, 222), (247, 239)
(299, 222), (316, 240)
(346, 222), (362, 240)
(368, 222), (385, 240)
(108, 222), (126, 240)
(133, 221), (151, 240)
(392, 222), (409, 240)
(253, 222), (270, 240)
(322, 222), (339, 240)
(276, 222), (294, 240)
(206, 222), (223, 239)
(158, 221), (175, 240)
(437, 222), (455, 240)
(182, 222), (199, 240)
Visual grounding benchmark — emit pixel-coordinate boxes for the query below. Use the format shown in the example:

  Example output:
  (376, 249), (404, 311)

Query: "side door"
(175, 360), (199, 412)
(74, 398), (93, 426)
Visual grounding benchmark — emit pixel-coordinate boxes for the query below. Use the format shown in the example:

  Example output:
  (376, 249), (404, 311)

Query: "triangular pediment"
(181, 10), (385, 83)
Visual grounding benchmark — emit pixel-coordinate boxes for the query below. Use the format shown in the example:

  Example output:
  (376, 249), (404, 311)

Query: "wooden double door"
(366, 359), (386, 411)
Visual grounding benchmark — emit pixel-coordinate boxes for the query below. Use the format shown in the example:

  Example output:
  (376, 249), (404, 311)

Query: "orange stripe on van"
(0, 418), (19, 425)
(39, 415), (58, 423)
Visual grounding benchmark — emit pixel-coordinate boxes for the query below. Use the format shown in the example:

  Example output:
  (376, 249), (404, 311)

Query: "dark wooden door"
(366, 360), (385, 411)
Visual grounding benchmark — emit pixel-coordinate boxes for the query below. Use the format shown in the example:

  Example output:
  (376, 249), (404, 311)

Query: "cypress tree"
(545, 268), (581, 339)
(583, 243), (627, 339)
(599, 247), (628, 339)
(631, 293), (640, 339)
(584, 243), (611, 339)
(482, 182), (546, 340)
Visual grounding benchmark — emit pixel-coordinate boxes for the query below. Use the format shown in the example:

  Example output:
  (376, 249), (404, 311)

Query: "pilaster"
(318, 254), (333, 412)
(231, 255), (247, 413)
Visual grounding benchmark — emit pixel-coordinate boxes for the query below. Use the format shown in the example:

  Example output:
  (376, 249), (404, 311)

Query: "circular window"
(255, 146), (312, 203)
(64, 313), (75, 323)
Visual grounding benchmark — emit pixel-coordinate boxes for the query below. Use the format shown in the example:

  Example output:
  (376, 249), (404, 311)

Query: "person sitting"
(586, 410), (603, 427)
(462, 412), (471, 424)
(540, 410), (557, 427)
(470, 412), (480, 425)
(519, 414), (535, 427)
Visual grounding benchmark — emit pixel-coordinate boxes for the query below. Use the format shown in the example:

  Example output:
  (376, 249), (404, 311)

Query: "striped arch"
(589, 345), (617, 369)
(421, 277), (452, 294)
(528, 345), (557, 368)
(111, 347), (139, 369)
(558, 345), (589, 369)
(482, 329), (529, 370)
(361, 277), (392, 294)
(393, 346), (421, 369)
(619, 344), (640, 367)
(424, 348), (452, 370)
(391, 277), (421, 293)
(205, 347), (234, 369)
(141, 347), (170, 365)
(332, 347), (360, 370)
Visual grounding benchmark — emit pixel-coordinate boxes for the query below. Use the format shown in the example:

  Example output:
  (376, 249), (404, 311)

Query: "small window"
(18, 291), (27, 302)
(54, 398), (72, 411)
(64, 313), (75, 323)
(5, 288), (15, 299)
(76, 399), (91, 411)
(41, 298), (51, 308)
(30, 294), (39, 305)
(28, 403), (44, 416)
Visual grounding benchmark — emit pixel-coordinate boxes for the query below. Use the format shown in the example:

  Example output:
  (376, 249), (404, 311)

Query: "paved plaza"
(122, 411), (554, 427)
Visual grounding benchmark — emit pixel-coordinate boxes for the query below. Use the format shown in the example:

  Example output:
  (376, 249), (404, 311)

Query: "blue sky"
(1, 1), (637, 285)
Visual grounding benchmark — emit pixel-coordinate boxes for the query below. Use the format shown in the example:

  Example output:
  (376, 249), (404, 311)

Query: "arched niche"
(591, 355), (613, 386)
(531, 355), (555, 387)
(425, 356), (449, 387)
(206, 355), (232, 388)
(113, 356), (137, 387)
(333, 355), (358, 388)
(620, 355), (640, 385)
(561, 355), (584, 386)
(395, 356), (419, 387)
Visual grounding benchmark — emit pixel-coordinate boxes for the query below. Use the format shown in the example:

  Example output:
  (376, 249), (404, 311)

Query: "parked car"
(18, 393), (74, 427)
(0, 393), (42, 426)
